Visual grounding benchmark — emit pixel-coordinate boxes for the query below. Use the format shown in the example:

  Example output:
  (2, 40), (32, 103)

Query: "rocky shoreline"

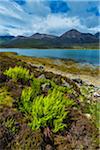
(0, 52), (99, 149)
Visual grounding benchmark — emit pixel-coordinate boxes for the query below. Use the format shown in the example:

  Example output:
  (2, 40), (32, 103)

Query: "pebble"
(38, 74), (45, 79)
(93, 92), (100, 97)
(84, 114), (91, 119)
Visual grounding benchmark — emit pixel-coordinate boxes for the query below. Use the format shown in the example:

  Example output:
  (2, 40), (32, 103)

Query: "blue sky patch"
(49, 0), (70, 13)
(87, 6), (100, 16)
(14, 0), (26, 5)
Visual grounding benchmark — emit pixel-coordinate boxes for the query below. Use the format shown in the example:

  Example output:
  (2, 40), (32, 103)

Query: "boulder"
(73, 78), (84, 86)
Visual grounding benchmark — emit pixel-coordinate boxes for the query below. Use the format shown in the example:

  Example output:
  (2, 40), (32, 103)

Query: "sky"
(0, 0), (100, 36)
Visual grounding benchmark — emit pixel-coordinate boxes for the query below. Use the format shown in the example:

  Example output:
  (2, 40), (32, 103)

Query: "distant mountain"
(59, 29), (98, 44)
(30, 33), (57, 39)
(60, 29), (81, 38)
(1, 29), (99, 49)
(94, 32), (100, 38)
(0, 35), (15, 44)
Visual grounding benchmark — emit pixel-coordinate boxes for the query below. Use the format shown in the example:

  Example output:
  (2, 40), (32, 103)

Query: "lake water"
(0, 48), (99, 66)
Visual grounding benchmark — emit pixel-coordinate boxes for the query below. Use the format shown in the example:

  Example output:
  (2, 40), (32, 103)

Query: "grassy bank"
(0, 52), (99, 149)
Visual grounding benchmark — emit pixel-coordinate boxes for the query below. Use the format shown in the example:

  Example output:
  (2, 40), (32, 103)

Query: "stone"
(93, 92), (100, 97)
(73, 78), (84, 86)
(38, 65), (44, 71)
(45, 144), (53, 150)
(38, 74), (46, 79)
(84, 113), (91, 119)
(41, 83), (51, 93)
(62, 79), (70, 87)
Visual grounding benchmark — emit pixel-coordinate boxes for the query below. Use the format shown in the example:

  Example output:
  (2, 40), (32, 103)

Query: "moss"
(0, 87), (13, 107)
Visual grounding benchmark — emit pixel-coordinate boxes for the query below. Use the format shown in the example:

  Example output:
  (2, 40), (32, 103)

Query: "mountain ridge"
(0, 29), (99, 49)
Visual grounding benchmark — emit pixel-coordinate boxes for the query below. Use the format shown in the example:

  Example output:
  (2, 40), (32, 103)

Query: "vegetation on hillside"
(0, 52), (99, 149)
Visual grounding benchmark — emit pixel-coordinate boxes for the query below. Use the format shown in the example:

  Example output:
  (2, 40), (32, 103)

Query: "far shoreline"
(0, 49), (99, 67)
(0, 47), (99, 50)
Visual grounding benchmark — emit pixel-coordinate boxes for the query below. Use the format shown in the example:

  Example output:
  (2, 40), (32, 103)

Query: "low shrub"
(4, 66), (33, 82)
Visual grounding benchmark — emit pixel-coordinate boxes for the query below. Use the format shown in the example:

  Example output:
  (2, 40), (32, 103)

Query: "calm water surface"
(0, 48), (99, 66)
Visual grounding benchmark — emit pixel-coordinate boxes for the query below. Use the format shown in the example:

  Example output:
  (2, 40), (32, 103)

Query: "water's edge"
(0, 48), (99, 66)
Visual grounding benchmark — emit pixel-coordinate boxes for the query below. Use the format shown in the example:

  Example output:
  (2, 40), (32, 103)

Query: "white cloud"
(22, 0), (50, 17)
(0, 0), (99, 36)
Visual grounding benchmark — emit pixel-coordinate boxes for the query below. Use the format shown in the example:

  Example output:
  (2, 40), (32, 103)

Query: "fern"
(4, 118), (18, 134)
(30, 89), (74, 132)
(20, 79), (41, 113)
(18, 74), (75, 132)
(88, 102), (100, 128)
(31, 78), (41, 97)
(20, 87), (33, 113)
(4, 66), (33, 82)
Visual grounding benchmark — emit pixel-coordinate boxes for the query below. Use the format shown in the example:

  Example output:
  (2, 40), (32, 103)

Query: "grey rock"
(41, 83), (51, 92)
(62, 79), (70, 87)
(38, 65), (44, 70)
(45, 144), (53, 150)
(93, 91), (100, 97)
(38, 74), (46, 79)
